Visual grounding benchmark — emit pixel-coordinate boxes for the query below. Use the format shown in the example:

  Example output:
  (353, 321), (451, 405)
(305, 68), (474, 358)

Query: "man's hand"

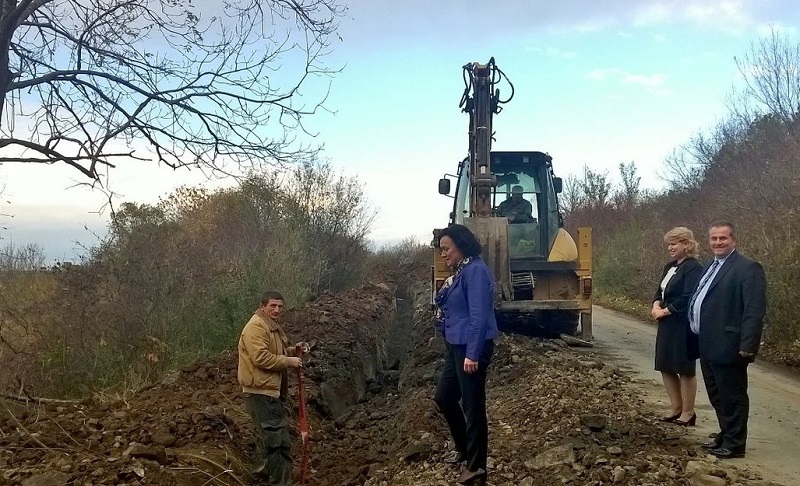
(286, 356), (303, 368)
(739, 351), (755, 358)
(464, 358), (479, 374)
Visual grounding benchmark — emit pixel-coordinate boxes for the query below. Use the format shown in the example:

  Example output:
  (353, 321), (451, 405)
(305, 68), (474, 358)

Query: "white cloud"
(344, 0), (798, 43)
(685, 2), (748, 26)
(622, 73), (667, 90)
(525, 45), (578, 59)
(562, 18), (615, 34)
(503, 1), (785, 37)
(652, 33), (668, 43)
(547, 1), (757, 35)
(633, 3), (672, 26)
(587, 68), (623, 81)
(588, 68), (671, 95)
(632, 1), (763, 34)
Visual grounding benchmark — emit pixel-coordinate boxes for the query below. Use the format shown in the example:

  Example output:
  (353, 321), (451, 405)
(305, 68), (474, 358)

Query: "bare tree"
(663, 114), (752, 190)
(0, 0), (345, 183)
(731, 26), (800, 123)
(663, 147), (702, 190)
(611, 161), (640, 213)
(0, 182), (9, 235)
(559, 174), (583, 214)
(0, 241), (45, 270)
(579, 166), (611, 211)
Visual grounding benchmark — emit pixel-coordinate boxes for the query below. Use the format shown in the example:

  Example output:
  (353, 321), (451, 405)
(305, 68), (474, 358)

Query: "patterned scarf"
(434, 257), (472, 327)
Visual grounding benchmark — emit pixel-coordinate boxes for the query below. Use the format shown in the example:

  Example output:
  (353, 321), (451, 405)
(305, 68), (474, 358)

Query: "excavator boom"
(434, 58), (593, 339)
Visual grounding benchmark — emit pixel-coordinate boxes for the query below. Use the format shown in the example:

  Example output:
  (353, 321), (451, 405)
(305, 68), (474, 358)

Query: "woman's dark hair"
(439, 224), (482, 258)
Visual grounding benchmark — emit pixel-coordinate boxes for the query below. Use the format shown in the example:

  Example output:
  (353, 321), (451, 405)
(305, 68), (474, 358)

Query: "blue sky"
(2, 0), (799, 261)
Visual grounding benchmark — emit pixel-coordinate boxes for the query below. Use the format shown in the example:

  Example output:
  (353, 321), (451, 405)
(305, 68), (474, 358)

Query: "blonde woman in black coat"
(652, 227), (703, 426)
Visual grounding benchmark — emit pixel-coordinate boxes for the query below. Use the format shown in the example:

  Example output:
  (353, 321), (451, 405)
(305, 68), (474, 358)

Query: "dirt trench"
(0, 282), (400, 486)
(0, 282), (782, 486)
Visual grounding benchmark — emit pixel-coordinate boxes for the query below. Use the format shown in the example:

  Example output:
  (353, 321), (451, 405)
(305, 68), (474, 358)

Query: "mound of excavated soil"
(0, 283), (395, 486)
(0, 282), (774, 486)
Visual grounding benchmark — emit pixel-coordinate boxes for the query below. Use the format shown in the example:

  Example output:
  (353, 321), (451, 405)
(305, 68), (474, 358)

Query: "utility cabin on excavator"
(432, 58), (593, 339)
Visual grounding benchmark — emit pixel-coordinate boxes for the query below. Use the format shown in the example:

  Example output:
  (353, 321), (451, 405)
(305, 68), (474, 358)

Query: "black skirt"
(654, 314), (698, 376)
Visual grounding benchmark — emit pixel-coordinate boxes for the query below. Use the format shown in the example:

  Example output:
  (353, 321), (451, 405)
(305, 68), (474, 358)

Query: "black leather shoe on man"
(709, 447), (745, 459)
(700, 437), (722, 450)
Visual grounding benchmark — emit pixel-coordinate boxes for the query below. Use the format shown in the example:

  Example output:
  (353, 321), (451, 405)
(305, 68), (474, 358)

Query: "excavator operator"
(496, 185), (534, 224)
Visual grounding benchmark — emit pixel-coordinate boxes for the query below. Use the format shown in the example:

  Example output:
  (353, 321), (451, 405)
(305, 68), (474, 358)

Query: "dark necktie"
(689, 259), (720, 315)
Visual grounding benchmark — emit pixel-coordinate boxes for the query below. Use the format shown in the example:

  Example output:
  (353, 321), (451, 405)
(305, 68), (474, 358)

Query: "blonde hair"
(663, 226), (699, 258)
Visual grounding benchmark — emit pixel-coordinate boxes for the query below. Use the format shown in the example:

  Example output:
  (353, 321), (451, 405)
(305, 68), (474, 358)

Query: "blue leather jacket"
(438, 258), (499, 360)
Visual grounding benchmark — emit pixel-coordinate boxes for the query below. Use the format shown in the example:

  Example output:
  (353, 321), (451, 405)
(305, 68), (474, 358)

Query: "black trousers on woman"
(434, 340), (494, 472)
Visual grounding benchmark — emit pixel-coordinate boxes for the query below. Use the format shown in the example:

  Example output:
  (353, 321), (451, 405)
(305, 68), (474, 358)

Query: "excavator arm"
(459, 58), (513, 218)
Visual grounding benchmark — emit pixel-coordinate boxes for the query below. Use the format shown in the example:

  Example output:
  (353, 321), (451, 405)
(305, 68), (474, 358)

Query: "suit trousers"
(243, 393), (292, 485)
(434, 340), (494, 472)
(700, 359), (749, 451)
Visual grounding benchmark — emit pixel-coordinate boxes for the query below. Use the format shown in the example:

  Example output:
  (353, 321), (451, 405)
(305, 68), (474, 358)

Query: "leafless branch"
(0, 0), (346, 183)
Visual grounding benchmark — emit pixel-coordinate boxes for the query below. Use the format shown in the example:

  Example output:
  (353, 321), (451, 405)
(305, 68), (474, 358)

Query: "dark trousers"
(243, 394), (292, 486)
(434, 340), (494, 472)
(701, 359), (750, 451)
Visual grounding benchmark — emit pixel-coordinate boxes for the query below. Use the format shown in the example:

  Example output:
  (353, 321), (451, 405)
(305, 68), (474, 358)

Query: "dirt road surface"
(593, 306), (800, 485)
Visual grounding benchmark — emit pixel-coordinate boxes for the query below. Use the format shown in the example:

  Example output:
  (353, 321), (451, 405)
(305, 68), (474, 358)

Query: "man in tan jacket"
(238, 291), (302, 485)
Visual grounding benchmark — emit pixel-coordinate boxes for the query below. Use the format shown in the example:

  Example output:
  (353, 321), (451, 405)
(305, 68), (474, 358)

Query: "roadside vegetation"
(564, 30), (800, 366)
(0, 161), (375, 397)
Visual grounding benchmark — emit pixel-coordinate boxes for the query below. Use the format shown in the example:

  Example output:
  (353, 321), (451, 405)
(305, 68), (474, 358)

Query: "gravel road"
(592, 306), (800, 485)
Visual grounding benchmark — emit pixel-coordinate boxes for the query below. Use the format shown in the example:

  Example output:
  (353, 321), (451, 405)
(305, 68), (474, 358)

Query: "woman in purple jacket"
(434, 224), (498, 485)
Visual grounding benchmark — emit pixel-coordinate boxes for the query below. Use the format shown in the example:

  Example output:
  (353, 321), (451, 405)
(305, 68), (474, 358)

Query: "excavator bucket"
(464, 217), (511, 301)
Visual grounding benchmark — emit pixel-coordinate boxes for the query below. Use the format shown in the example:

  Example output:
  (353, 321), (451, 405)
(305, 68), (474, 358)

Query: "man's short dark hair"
(709, 221), (736, 239)
(260, 291), (285, 306)
(438, 224), (482, 258)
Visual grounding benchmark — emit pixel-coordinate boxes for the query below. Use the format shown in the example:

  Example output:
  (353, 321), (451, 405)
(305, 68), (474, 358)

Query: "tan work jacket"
(237, 309), (290, 398)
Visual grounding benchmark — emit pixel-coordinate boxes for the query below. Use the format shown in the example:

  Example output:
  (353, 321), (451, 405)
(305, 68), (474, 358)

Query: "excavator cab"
(491, 151), (561, 261)
(446, 151), (562, 260)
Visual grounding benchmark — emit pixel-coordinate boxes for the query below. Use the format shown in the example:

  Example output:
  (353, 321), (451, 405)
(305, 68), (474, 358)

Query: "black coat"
(653, 258), (703, 317)
(696, 250), (767, 365)
(653, 258), (703, 371)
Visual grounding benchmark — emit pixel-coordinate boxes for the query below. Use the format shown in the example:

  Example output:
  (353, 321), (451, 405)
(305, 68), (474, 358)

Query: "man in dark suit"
(688, 222), (767, 459)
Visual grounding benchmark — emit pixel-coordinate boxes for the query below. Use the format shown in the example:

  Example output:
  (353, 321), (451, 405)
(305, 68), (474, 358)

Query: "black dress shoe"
(701, 438), (722, 450)
(674, 413), (696, 426)
(709, 447), (745, 459)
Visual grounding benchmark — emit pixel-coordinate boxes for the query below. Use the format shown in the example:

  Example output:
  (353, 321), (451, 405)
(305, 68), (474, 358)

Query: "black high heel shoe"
(458, 468), (487, 485)
(674, 413), (697, 426)
(658, 412), (681, 423)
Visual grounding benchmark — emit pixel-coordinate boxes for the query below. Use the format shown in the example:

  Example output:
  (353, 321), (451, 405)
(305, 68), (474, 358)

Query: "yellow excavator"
(432, 58), (593, 339)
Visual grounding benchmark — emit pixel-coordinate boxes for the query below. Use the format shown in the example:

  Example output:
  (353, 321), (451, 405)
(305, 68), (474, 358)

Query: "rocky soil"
(0, 282), (784, 486)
